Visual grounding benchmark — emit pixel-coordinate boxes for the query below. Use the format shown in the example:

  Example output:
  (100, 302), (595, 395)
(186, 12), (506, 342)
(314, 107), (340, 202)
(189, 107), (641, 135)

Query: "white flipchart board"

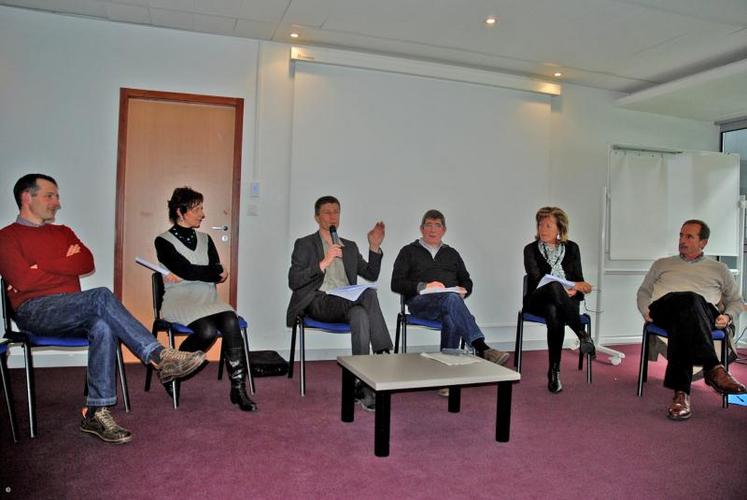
(609, 149), (740, 259)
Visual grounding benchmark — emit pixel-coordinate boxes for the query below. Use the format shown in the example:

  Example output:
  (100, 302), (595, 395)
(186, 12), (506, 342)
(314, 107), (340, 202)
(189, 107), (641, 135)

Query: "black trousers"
(524, 281), (584, 366)
(649, 292), (720, 394)
(180, 310), (243, 353)
(307, 289), (393, 355)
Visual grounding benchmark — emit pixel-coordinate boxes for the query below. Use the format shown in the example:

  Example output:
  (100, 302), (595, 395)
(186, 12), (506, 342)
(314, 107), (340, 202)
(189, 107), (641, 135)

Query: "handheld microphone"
(329, 225), (343, 247)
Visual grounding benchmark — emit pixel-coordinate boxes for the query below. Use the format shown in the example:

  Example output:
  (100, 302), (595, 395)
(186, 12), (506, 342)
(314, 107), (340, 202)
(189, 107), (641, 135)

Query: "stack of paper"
(420, 351), (481, 366)
(327, 284), (377, 301)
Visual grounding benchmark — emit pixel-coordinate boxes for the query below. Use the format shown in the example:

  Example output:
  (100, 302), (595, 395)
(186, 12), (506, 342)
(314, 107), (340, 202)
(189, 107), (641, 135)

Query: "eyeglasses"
(422, 223), (443, 229)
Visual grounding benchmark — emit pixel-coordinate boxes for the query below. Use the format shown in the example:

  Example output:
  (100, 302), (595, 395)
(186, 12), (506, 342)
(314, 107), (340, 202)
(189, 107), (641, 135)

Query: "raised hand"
(367, 221), (385, 251)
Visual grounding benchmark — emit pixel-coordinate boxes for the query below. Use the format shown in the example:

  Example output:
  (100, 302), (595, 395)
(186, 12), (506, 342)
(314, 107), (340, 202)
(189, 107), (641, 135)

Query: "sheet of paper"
(537, 274), (575, 290)
(135, 257), (171, 276)
(326, 283), (377, 301)
(419, 286), (462, 295)
(420, 351), (481, 366)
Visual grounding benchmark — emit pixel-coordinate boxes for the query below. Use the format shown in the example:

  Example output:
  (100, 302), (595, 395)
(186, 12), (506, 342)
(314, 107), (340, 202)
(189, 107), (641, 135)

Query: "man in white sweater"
(637, 219), (745, 421)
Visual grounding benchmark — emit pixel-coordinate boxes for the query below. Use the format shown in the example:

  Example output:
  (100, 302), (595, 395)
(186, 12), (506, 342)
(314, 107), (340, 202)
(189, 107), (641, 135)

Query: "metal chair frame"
(395, 294), (464, 354)
(1, 278), (130, 438)
(637, 322), (729, 408)
(288, 315), (350, 396)
(144, 272), (254, 408)
(0, 342), (19, 443)
(513, 276), (592, 384)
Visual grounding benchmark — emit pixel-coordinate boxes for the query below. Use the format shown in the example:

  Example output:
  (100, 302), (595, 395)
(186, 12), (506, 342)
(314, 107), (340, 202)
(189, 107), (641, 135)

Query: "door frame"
(114, 87), (244, 306)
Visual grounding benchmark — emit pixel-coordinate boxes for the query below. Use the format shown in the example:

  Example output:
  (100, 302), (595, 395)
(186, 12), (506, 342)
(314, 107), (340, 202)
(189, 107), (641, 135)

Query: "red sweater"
(0, 222), (95, 310)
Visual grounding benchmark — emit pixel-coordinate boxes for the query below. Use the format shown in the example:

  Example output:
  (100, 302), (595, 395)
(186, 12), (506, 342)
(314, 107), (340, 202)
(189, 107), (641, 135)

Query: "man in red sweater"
(0, 174), (207, 444)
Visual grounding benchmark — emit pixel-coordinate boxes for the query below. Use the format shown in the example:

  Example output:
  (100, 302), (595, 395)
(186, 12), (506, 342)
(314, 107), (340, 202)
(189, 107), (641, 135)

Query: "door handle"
(210, 225), (229, 231)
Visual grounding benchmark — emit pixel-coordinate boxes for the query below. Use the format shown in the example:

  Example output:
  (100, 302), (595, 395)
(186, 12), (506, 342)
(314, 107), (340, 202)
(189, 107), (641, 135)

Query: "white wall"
(0, 6), (722, 367)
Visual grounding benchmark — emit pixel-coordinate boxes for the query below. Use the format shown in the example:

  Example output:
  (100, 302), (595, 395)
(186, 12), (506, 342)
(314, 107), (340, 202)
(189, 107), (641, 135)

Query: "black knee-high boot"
(548, 362), (563, 393)
(225, 347), (257, 412)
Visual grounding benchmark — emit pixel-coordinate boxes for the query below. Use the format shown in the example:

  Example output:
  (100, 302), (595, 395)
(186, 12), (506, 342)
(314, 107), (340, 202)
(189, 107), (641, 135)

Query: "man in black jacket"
(391, 209), (508, 365)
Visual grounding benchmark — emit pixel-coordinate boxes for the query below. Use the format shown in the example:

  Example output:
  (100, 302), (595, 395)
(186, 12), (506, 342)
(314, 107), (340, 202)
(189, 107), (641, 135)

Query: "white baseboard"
(5, 335), (644, 368)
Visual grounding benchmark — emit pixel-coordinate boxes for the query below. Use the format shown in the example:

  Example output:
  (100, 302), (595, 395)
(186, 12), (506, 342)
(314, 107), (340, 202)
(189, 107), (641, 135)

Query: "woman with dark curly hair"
(155, 186), (256, 411)
(523, 206), (595, 393)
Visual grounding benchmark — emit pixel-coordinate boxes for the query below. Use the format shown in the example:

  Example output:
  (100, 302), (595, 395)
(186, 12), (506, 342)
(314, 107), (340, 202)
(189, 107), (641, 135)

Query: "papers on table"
(0, 337), (8, 345)
(135, 257), (171, 276)
(326, 284), (377, 302)
(419, 286), (462, 295)
(537, 274), (575, 290)
(420, 351), (481, 366)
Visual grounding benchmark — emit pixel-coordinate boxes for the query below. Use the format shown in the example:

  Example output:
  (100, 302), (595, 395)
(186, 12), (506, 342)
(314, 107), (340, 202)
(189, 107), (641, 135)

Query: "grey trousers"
(307, 289), (393, 355)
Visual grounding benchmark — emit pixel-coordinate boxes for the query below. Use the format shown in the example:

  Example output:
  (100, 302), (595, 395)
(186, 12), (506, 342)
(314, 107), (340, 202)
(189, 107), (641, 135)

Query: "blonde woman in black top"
(522, 207), (594, 393)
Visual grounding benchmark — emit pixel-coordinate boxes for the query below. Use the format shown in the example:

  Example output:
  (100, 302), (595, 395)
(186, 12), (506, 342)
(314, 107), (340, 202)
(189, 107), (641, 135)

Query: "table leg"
(495, 382), (512, 442)
(341, 368), (355, 423)
(374, 391), (391, 457)
(448, 386), (461, 413)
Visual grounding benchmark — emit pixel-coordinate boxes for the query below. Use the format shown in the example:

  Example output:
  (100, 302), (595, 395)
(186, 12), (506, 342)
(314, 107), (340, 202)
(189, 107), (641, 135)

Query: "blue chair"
(637, 323), (729, 407)
(1, 278), (130, 438)
(394, 295), (445, 354)
(288, 315), (350, 396)
(514, 276), (592, 383)
(0, 341), (19, 443)
(144, 272), (254, 408)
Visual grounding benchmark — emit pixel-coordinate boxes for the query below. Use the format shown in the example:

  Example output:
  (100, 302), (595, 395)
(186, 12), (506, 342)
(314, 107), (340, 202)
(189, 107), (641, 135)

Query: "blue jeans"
(15, 287), (162, 406)
(407, 293), (484, 350)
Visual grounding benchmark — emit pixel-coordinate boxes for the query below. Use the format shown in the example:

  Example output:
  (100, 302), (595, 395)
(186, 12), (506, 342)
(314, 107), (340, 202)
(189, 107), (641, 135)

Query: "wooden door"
(115, 89), (243, 362)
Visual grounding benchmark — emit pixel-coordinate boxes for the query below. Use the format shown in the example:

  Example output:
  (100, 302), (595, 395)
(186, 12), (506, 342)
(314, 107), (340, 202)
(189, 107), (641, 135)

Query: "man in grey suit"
(287, 196), (393, 409)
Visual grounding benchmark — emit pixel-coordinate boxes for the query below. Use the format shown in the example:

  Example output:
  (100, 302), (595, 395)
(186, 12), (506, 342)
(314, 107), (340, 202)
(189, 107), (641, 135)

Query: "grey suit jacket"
(286, 231), (382, 327)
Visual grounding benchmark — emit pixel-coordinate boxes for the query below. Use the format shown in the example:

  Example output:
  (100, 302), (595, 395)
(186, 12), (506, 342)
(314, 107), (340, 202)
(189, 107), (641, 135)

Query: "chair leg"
(394, 313), (402, 354)
(0, 353), (19, 443)
(721, 338), (728, 409)
(167, 329), (178, 409)
(144, 325), (158, 392)
(23, 344), (36, 438)
(584, 317), (593, 384)
(115, 344), (131, 413)
(402, 319), (408, 354)
(288, 322), (297, 379)
(637, 326), (649, 397)
(577, 349), (584, 371)
(241, 327), (255, 396)
(300, 322), (306, 397)
(514, 312), (524, 373)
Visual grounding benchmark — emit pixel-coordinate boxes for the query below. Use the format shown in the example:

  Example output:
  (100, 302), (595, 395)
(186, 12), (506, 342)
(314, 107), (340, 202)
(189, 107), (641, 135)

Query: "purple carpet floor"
(1, 344), (746, 499)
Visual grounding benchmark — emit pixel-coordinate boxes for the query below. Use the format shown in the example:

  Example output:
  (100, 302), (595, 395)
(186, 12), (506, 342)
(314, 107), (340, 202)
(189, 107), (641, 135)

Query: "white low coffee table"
(337, 353), (521, 457)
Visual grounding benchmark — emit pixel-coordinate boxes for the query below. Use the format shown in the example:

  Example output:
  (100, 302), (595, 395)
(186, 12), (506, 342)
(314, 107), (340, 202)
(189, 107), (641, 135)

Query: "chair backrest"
(1, 278), (17, 334)
(151, 272), (165, 320)
(399, 294), (407, 314)
(521, 275), (528, 298)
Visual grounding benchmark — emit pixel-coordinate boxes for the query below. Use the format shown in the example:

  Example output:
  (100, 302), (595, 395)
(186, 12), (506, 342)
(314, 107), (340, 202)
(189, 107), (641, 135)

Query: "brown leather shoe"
(667, 391), (691, 421)
(704, 365), (747, 395)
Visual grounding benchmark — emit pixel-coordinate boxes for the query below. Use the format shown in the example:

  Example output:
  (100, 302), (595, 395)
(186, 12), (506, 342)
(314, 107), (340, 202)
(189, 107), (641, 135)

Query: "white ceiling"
(3, 0), (747, 121)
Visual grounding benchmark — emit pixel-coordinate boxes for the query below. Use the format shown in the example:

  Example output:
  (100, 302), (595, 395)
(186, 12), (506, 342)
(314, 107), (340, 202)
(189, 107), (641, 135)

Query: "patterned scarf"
(538, 241), (566, 279)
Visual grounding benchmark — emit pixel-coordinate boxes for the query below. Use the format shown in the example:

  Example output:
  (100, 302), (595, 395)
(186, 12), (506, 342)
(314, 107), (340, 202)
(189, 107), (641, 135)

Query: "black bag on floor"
(248, 350), (289, 377)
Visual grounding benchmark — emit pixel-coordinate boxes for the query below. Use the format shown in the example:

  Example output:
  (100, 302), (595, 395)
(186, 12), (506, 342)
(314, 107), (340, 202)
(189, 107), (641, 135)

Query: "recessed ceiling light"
(290, 32), (300, 39)
(553, 72), (563, 77)
(485, 16), (497, 25)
